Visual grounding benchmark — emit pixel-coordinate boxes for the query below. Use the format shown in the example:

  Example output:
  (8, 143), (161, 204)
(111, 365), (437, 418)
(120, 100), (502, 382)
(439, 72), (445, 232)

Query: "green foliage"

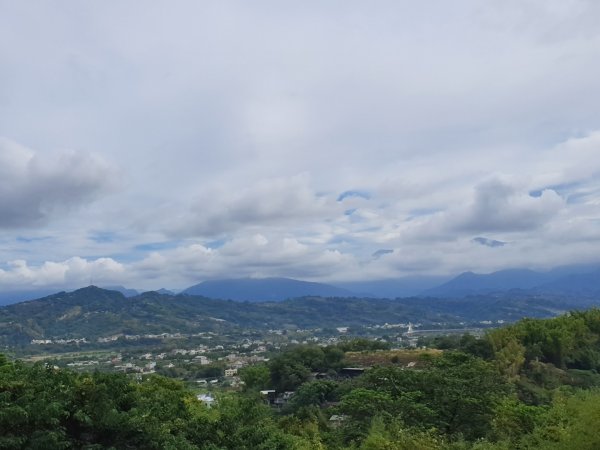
(239, 364), (271, 391)
(211, 395), (307, 449)
(5, 309), (600, 448)
(269, 345), (345, 391)
(491, 397), (545, 442)
(459, 334), (494, 360)
(0, 361), (74, 449)
(488, 309), (600, 372)
(270, 356), (312, 392)
(492, 334), (526, 381)
(513, 389), (600, 449)
(0, 356), (308, 449)
(288, 380), (342, 411)
(360, 417), (445, 450)
(353, 352), (508, 440)
(337, 338), (391, 352)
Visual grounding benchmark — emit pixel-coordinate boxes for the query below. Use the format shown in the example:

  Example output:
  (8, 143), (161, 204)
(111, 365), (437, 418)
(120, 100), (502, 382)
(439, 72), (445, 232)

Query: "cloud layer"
(0, 1), (599, 291)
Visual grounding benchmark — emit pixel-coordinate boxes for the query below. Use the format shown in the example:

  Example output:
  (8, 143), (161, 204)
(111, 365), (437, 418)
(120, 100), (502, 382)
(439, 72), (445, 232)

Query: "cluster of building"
(31, 338), (88, 344)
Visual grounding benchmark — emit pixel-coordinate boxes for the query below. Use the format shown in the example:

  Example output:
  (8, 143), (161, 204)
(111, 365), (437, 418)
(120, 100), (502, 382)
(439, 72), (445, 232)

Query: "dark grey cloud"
(0, 138), (115, 228)
(170, 175), (339, 238)
(453, 179), (565, 233)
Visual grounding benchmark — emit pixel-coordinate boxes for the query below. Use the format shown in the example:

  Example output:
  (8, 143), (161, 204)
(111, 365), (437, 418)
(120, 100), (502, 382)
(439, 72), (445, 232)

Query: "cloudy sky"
(1, 0), (600, 292)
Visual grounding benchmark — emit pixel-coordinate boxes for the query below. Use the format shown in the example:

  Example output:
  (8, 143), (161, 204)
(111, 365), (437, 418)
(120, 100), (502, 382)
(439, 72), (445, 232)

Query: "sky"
(1, 0), (600, 292)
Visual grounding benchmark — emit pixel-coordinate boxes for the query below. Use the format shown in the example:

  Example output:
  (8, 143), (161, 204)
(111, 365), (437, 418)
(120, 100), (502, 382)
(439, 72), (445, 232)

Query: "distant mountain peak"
(423, 265), (600, 298)
(72, 285), (104, 294)
(181, 277), (355, 302)
(101, 285), (139, 297)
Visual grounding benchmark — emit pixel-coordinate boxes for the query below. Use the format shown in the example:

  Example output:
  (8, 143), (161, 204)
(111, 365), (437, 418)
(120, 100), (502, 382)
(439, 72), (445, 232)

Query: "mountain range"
(125, 264), (600, 301)
(3, 285), (600, 348)
(117, 265), (600, 301)
(423, 266), (600, 298)
(0, 263), (599, 307)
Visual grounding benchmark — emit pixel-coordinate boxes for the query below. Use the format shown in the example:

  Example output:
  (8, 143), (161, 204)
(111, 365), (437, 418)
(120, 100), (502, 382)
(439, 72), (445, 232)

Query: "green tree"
(239, 364), (271, 391)
(360, 416), (445, 450)
(287, 380), (340, 411)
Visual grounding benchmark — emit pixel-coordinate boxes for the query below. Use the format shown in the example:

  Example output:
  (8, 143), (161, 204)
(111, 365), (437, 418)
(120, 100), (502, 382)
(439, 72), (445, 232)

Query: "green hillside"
(1, 286), (599, 347)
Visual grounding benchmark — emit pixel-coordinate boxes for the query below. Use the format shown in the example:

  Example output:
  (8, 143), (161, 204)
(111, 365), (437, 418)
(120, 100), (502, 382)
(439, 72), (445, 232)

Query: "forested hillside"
(4, 310), (600, 448)
(2, 286), (598, 347)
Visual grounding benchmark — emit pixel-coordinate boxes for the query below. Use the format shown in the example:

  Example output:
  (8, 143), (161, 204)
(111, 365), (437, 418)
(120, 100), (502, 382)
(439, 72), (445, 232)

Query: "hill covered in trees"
(1, 286), (600, 348)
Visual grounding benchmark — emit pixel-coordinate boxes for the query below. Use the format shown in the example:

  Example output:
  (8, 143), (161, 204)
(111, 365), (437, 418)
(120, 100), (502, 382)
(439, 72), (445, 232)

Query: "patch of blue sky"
(16, 236), (52, 243)
(529, 181), (581, 198)
(134, 241), (182, 252)
(405, 208), (442, 221)
(472, 237), (506, 248)
(346, 212), (367, 224)
(344, 208), (357, 216)
(89, 231), (119, 243)
(337, 190), (371, 202)
(372, 249), (394, 259)
(6, 247), (37, 257)
(409, 207), (441, 216)
(327, 235), (356, 246)
(205, 238), (226, 249)
(564, 191), (593, 204)
(358, 226), (382, 233)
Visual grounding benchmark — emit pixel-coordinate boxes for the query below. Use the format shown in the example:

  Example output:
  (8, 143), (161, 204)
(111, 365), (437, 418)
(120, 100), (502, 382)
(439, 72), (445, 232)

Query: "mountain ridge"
(181, 277), (356, 301)
(424, 265), (600, 297)
(2, 286), (599, 349)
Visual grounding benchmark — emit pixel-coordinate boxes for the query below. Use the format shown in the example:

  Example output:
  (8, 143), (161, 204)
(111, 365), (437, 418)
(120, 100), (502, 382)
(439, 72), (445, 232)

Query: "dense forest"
(4, 310), (600, 449)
